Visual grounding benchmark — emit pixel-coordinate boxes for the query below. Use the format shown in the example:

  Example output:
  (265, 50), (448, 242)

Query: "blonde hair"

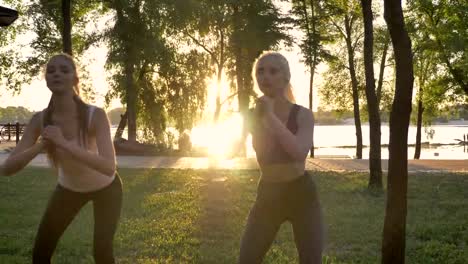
(252, 51), (296, 103)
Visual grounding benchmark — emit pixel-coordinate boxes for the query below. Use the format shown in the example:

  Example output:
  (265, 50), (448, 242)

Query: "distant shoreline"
(315, 120), (468, 126)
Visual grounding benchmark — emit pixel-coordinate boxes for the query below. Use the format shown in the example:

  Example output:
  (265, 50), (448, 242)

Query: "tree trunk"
(213, 63), (223, 122)
(297, 0), (318, 158)
(345, 15), (363, 159)
(61, 0), (72, 55)
(125, 60), (137, 142)
(309, 0), (317, 158)
(414, 89), (423, 159)
(361, 0), (382, 189)
(414, 55), (430, 159)
(382, 0), (414, 262)
(115, 111), (128, 139)
(299, 0), (316, 158)
(213, 30), (225, 123)
(309, 69), (315, 158)
(377, 41), (389, 104)
(115, 1), (137, 142)
(233, 6), (248, 157)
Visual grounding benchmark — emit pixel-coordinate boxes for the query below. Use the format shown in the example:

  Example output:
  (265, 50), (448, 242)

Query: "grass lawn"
(0, 168), (467, 263)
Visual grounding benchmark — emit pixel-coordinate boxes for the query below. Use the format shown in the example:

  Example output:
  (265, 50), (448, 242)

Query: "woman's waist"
(256, 171), (317, 202)
(58, 165), (115, 192)
(258, 162), (305, 182)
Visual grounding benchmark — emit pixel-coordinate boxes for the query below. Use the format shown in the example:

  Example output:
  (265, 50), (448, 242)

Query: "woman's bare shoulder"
(297, 105), (314, 122)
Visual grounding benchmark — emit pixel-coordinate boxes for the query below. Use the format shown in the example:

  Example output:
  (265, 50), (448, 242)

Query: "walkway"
(0, 154), (466, 172)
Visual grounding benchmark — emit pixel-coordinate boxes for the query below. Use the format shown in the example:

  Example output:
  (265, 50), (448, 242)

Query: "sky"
(0, 1), (339, 113)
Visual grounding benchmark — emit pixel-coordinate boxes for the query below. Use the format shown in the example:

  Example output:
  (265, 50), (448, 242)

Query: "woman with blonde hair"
(239, 51), (324, 263)
(1, 54), (122, 263)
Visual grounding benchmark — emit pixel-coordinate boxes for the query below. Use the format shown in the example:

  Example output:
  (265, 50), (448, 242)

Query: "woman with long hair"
(1, 54), (122, 263)
(238, 51), (324, 264)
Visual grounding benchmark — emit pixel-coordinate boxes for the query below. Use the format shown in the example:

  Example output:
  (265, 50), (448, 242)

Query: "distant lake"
(311, 124), (468, 159)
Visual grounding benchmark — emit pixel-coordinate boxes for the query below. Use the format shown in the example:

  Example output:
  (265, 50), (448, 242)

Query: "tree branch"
(329, 18), (347, 40)
(220, 92), (239, 106)
(184, 31), (219, 65)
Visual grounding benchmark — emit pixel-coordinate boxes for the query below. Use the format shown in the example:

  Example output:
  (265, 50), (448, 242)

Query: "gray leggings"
(239, 173), (324, 264)
(32, 175), (123, 264)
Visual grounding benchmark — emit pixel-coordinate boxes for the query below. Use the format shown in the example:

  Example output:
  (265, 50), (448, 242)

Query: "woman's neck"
(52, 93), (77, 115)
(273, 96), (292, 114)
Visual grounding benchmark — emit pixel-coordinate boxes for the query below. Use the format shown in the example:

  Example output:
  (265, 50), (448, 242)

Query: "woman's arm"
(1, 113), (45, 176)
(264, 107), (314, 161)
(43, 108), (116, 177)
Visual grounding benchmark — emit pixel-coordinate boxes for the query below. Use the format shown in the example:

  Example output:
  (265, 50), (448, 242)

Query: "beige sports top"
(42, 105), (115, 192)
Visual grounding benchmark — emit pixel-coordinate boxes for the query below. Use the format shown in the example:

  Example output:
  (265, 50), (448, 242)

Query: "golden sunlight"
(191, 113), (244, 158)
(205, 71), (238, 114)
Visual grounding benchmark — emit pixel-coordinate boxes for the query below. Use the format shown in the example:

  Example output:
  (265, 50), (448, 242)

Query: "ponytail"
(285, 83), (296, 103)
(43, 98), (57, 167)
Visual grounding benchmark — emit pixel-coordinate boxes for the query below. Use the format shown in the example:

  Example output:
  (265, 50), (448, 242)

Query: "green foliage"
(320, 52), (367, 112)
(314, 108), (354, 124)
(407, 0), (468, 95)
(104, 0), (214, 146)
(3, 0), (289, 148)
(0, 1), (31, 93)
(232, 1), (291, 55)
(137, 50), (213, 147)
(173, 0), (291, 111)
(227, 0), (291, 109)
(0, 106), (35, 123)
(164, 51), (213, 132)
(319, 1), (395, 115)
(320, 59), (359, 111)
(291, 0), (332, 68)
(1, 0), (104, 98)
(316, 0), (363, 112)
(407, 0), (468, 128)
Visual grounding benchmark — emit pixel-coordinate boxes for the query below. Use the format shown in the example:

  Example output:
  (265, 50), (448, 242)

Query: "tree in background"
(407, 0), (467, 95)
(407, 0), (467, 159)
(230, 0), (291, 156)
(230, 0), (291, 105)
(1, 0), (103, 101)
(1, 1), (32, 94)
(291, 0), (331, 158)
(360, 0), (382, 189)
(374, 26), (392, 111)
(321, 0), (364, 159)
(410, 33), (437, 159)
(104, 0), (213, 147)
(173, 0), (232, 123)
(0, 106), (35, 123)
(381, 0), (414, 262)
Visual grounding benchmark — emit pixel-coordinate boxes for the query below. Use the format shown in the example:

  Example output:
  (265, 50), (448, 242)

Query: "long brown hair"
(43, 54), (89, 167)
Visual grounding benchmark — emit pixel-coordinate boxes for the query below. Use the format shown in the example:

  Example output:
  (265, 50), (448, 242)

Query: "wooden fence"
(0, 123), (26, 144)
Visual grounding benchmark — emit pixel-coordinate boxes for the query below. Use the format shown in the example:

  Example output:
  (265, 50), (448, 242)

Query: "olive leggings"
(32, 175), (122, 264)
(239, 173), (324, 264)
